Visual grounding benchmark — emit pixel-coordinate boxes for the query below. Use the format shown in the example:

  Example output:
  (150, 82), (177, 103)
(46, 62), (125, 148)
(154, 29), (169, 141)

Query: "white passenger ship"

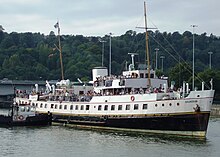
(15, 64), (214, 137)
(15, 2), (215, 137)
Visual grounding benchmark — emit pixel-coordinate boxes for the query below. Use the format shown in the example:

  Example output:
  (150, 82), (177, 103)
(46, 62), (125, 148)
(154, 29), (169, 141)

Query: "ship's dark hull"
(52, 112), (210, 136)
(0, 114), (52, 127)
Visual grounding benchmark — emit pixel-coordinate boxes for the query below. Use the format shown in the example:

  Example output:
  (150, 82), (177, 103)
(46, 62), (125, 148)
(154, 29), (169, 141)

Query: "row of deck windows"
(33, 102), (180, 111)
(34, 103), (148, 111)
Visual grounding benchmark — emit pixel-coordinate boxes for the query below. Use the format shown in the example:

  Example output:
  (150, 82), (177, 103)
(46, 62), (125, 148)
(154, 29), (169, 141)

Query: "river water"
(0, 109), (220, 157)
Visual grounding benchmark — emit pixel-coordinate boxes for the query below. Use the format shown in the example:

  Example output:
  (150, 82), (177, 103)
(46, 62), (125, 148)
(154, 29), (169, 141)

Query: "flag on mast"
(54, 22), (59, 28)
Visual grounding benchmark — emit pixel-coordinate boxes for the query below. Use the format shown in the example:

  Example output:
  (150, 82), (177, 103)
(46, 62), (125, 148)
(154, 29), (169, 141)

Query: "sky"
(0, 0), (219, 36)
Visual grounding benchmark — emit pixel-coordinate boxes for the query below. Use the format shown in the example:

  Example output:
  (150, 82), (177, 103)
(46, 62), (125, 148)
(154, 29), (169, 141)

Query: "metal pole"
(155, 48), (159, 70)
(208, 51), (213, 69)
(54, 21), (64, 80)
(102, 42), (105, 67)
(191, 25), (197, 91)
(160, 56), (165, 72)
(144, 2), (151, 87)
(109, 34), (111, 76)
(99, 39), (106, 67)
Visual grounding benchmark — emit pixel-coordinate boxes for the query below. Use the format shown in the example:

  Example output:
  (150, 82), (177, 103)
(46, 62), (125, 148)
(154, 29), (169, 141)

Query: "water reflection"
(0, 111), (219, 157)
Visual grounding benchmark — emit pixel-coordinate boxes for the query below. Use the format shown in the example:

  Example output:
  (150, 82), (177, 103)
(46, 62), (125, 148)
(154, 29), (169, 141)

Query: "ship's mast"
(54, 21), (64, 80)
(144, 2), (151, 87)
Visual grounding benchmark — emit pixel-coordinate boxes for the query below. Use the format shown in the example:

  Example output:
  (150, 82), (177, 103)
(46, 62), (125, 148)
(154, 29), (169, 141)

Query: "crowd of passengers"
(16, 85), (177, 101)
(16, 89), (93, 102)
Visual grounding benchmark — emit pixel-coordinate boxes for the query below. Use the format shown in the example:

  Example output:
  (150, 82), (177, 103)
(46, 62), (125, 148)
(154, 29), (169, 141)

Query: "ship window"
(126, 104), (130, 110)
(155, 104), (157, 107)
(150, 73), (154, 78)
(111, 105), (115, 111)
(169, 103), (172, 106)
(36, 103), (38, 107)
(70, 105), (73, 110)
(59, 105), (62, 109)
(55, 104), (58, 109)
(20, 106), (25, 112)
(51, 104), (54, 109)
(118, 105), (122, 110)
(140, 73), (144, 78)
(177, 103), (180, 106)
(79, 91), (84, 95)
(30, 107), (35, 112)
(86, 105), (90, 110)
(44, 104), (47, 108)
(104, 105), (108, 111)
(75, 105), (78, 110)
(40, 103), (43, 108)
(64, 105), (67, 110)
(98, 105), (102, 111)
(26, 106), (30, 112)
(32, 103), (35, 106)
(134, 104), (139, 110)
(143, 104), (148, 110)
(162, 104), (164, 107)
(81, 105), (84, 110)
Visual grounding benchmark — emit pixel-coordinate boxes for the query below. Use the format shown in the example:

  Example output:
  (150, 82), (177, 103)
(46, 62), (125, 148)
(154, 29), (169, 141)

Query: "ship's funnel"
(92, 67), (108, 82)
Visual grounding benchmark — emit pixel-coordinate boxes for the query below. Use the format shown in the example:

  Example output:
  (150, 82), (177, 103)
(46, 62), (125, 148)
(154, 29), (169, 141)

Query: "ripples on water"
(0, 112), (219, 157)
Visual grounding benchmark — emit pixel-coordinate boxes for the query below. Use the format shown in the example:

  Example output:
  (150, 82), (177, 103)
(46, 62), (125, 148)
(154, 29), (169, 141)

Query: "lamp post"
(109, 33), (113, 76)
(191, 25), (198, 91)
(160, 56), (165, 72)
(99, 39), (106, 67)
(155, 48), (159, 70)
(208, 51), (213, 69)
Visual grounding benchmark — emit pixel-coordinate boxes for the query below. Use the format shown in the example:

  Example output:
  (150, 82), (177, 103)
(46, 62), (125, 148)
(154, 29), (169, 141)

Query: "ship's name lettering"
(185, 100), (198, 103)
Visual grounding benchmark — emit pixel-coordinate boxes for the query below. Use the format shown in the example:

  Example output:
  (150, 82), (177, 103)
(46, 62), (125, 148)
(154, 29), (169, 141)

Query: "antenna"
(191, 24), (198, 91)
(128, 53), (138, 69)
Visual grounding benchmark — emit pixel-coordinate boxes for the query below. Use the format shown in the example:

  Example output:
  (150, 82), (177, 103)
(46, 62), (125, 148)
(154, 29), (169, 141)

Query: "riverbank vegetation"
(0, 30), (220, 94)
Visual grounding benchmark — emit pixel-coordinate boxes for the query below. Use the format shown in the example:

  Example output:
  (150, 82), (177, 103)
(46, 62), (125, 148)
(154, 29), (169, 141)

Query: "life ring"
(131, 96), (135, 101)
(18, 115), (24, 121)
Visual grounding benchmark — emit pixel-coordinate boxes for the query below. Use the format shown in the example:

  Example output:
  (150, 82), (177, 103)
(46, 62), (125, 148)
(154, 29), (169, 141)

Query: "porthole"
(162, 104), (164, 107)
(155, 104), (158, 107)
(177, 103), (180, 106)
(169, 103), (172, 106)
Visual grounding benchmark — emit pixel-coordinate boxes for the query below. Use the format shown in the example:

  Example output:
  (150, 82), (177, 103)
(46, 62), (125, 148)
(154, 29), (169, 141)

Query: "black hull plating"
(53, 112), (210, 132)
(0, 114), (52, 127)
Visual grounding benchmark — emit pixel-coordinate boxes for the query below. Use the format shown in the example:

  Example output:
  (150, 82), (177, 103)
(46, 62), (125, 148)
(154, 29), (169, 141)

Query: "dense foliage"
(0, 30), (220, 94)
